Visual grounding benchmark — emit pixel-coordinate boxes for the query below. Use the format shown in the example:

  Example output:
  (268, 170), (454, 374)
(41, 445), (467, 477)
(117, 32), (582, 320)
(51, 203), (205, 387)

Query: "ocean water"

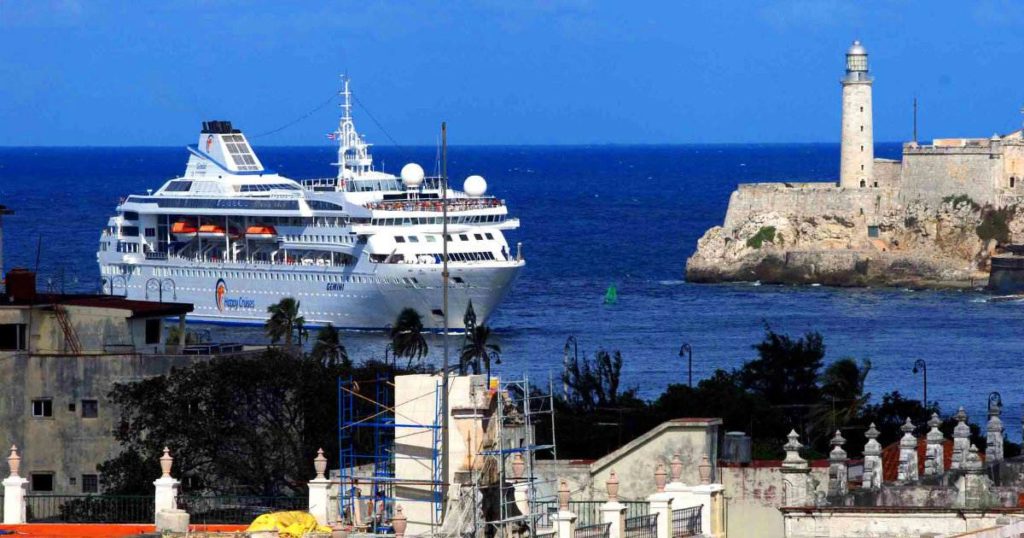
(2, 143), (1022, 437)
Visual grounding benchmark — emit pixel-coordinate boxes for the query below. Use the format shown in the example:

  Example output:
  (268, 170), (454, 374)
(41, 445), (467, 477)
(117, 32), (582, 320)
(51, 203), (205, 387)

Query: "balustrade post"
(952, 406), (970, 470)
(925, 413), (945, 476)
(600, 470), (627, 538)
(987, 402), (1005, 464)
(153, 447), (189, 532)
(862, 423), (882, 489)
(2, 445), (28, 524)
(897, 418), (919, 482)
(646, 463), (673, 538)
(553, 480), (577, 538)
(308, 448), (331, 526)
(689, 456), (725, 538)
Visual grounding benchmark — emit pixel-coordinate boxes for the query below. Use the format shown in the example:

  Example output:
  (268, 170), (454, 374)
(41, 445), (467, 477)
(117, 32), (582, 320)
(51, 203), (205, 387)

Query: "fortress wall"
(898, 147), (1002, 206)
(724, 183), (890, 229)
(873, 159), (901, 189)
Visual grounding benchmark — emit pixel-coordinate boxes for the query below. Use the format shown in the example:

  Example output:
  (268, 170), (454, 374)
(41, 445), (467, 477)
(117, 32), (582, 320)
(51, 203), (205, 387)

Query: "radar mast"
(332, 76), (373, 180)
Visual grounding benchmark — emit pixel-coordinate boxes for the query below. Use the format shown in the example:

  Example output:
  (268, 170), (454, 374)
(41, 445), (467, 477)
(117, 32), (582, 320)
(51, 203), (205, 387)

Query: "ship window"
(426, 235), (437, 242)
(395, 236), (406, 243)
(459, 234), (468, 241)
(145, 228), (156, 237)
(165, 181), (193, 192)
(485, 233), (494, 240)
(121, 226), (139, 237)
(474, 234), (483, 240)
(409, 236), (419, 243)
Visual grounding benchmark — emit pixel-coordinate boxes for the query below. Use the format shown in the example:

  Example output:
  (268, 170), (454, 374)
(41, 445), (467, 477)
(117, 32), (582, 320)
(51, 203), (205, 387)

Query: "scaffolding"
(477, 374), (558, 538)
(338, 377), (445, 531)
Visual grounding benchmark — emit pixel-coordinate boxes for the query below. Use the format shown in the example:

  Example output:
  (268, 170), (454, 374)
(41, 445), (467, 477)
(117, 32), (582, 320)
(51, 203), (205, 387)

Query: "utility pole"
(440, 121), (450, 521)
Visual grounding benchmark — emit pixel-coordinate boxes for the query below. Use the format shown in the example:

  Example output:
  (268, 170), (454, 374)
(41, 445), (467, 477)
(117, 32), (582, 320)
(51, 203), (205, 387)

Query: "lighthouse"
(839, 40), (873, 188)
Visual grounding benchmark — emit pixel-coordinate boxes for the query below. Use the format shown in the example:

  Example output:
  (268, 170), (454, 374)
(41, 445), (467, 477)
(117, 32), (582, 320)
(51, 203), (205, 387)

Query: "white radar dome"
(464, 175), (487, 197)
(401, 163), (425, 188)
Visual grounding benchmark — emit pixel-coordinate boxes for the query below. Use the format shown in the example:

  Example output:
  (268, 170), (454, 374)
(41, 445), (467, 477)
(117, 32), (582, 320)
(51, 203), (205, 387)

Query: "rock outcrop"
(686, 197), (1017, 287)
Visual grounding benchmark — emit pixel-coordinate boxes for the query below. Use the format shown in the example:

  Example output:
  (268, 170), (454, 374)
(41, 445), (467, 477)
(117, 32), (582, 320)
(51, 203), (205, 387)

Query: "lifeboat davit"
(245, 225), (277, 240)
(171, 221), (197, 239)
(197, 224), (226, 238)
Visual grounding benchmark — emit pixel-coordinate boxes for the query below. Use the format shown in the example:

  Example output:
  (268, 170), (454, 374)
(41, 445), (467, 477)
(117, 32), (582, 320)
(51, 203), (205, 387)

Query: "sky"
(3, 1), (1024, 146)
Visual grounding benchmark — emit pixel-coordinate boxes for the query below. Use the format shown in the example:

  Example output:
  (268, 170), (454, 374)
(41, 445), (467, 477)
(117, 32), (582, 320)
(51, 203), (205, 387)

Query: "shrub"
(746, 226), (777, 249)
(976, 206), (1014, 243)
(942, 194), (980, 211)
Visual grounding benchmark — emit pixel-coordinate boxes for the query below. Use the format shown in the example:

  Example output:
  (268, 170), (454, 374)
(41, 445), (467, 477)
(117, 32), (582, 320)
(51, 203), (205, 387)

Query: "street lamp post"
(487, 350), (501, 386)
(384, 344), (394, 368)
(913, 359), (927, 407)
(563, 336), (578, 400)
(680, 343), (693, 387)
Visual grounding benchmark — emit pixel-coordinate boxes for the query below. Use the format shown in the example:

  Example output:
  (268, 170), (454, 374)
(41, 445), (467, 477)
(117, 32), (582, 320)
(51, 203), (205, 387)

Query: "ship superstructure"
(97, 79), (523, 330)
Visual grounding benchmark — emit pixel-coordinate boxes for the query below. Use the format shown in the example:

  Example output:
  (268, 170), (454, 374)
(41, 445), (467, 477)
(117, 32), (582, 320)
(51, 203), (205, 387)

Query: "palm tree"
(460, 325), (500, 377)
(311, 323), (349, 368)
(390, 308), (429, 368)
(265, 297), (306, 348)
(812, 358), (872, 440)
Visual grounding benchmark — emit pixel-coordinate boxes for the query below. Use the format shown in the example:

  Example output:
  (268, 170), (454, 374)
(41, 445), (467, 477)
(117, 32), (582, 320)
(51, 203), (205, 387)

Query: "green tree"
(310, 323), (350, 368)
(740, 327), (825, 408)
(562, 349), (637, 411)
(812, 358), (872, 438)
(460, 325), (500, 376)
(265, 297), (306, 347)
(390, 308), (428, 367)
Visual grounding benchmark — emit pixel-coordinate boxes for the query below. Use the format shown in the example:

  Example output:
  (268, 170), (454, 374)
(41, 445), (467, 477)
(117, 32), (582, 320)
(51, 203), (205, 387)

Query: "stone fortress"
(687, 41), (1024, 288)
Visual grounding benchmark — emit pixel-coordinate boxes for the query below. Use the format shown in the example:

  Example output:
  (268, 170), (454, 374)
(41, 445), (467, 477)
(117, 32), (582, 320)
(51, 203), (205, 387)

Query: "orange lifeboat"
(171, 221), (197, 238)
(197, 224), (226, 238)
(245, 225), (277, 240)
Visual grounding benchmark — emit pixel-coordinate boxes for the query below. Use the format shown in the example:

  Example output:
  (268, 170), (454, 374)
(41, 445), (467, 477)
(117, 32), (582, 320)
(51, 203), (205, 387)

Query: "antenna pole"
(440, 121), (450, 522)
(913, 96), (918, 143)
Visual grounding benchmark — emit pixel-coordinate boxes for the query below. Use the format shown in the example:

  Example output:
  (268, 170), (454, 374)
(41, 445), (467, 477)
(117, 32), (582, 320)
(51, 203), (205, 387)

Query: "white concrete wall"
(783, 509), (1016, 538)
(720, 464), (828, 538)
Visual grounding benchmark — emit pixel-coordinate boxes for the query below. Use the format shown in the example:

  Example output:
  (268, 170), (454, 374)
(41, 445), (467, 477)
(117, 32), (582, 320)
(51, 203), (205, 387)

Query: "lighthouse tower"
(839, 40), (873, 188)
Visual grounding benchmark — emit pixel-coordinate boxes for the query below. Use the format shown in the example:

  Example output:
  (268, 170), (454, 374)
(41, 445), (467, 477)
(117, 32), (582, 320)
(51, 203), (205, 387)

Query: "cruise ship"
(96, 79), (524, 330)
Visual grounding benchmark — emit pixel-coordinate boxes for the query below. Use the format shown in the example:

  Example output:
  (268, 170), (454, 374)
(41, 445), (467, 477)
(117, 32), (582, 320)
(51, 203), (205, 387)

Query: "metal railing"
(576, 522), (611, 538)
(25, 495), (153, 523)
(536, 500), (649, 527)
(177, 495), (306, 524)
(671, 505), (702, 537)
(624, 513), (658, 538)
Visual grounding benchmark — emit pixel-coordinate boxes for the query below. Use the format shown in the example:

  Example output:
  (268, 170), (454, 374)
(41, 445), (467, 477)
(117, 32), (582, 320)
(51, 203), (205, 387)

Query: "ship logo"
(215, 279), (227, 312)
(206, 134), (213, 152)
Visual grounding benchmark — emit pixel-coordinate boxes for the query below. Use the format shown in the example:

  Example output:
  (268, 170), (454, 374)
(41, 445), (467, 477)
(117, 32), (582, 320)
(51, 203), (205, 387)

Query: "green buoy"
(604, 284), (618, 305)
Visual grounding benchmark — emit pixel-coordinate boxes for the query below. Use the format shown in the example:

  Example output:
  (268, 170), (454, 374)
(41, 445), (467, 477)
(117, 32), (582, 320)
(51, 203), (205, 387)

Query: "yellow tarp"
(245, 510), (331, 537)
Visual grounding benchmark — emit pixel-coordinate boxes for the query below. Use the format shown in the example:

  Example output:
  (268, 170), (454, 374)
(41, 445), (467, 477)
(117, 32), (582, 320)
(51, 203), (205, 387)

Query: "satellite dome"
(464, 175), (487, 197)
(401, 163), (425, 188)
(847, 40), (867, 55)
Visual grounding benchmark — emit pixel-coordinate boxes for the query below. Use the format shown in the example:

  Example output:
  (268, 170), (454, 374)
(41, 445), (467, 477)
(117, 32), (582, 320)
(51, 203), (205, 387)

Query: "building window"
(861, 165), (864, 171)
(32, 399), (53, 418)
(868, 225), (880, 238)
(81, 399), (99, 419)
(860, 125), (864, 132)
(30, 473), (54, 492)
(1012, 177), (1017, 188)
(145, 319), (161, 344)
(860, 145), (864, 151)
(860, 106), (863, 112)
(82, 474), (99, 494)
(0, 324), (27, 351)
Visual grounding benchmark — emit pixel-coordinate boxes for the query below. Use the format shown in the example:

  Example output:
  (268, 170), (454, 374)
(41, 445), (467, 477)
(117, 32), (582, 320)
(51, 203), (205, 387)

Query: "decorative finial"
(558, 480), (570, 510)
(830, 430), (846, 448)
(606, 470), (619, 502)
(698, 455), (712, 485)
(314, 448), (327, 480)
(160, 447), (173, 478)
(511, 453), (525, 480)
(901, 417), (915, 434)
(928, 412), (941, 429)
(7, 445), (20, 478)
(670, 453), (683, 482)
(654, 462), (667, 492)
(954, 406), (968, 424)
(866, 423), (880, 439)
(393, 505), (408, 538)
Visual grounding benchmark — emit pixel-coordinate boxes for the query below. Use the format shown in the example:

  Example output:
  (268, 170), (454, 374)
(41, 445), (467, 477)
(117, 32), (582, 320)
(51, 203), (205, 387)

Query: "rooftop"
(1, 292), (193, 318)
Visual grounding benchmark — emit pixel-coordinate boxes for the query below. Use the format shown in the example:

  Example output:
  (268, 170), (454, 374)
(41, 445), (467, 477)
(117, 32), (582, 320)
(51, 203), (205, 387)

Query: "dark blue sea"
(2, 143), (1022, 436)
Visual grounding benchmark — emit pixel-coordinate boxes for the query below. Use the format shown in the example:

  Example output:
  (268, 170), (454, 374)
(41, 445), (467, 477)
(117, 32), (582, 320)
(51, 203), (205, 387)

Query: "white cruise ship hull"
(101, 259), (523, 331)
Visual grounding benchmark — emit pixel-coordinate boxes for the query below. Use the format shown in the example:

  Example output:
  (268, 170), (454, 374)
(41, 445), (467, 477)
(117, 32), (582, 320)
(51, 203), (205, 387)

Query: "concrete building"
(0, 268), (236, 495)
(839, 41), (874, 189)
(0, 205), (11, 285)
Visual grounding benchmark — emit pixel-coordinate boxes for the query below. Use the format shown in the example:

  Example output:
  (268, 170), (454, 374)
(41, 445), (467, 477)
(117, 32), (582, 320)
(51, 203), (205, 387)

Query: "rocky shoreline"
(685, 197), (1014, 289)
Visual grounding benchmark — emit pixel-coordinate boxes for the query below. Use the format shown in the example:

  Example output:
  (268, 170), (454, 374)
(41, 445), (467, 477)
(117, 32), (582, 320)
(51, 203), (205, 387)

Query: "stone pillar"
(689, 462), (726, 538)
(177, 314), (187, 348)
(987, 401), (1004, 464)
(153, 447), (188, 532)
(601, 471), (627, 538)
(646, 493), (673, 538)
(956, 445), (993, 508)
(827, 430), (848, 496)
(863, 423), (882, 489)
(780, 430), (812, 506)
(308, 448), (331, 526)
(925, 413), (945, 476)
(897, 418), (919, 482)
(3, 445), (28, 525)
(951, 406), (970, 470)
(553, 480), (577, 538)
